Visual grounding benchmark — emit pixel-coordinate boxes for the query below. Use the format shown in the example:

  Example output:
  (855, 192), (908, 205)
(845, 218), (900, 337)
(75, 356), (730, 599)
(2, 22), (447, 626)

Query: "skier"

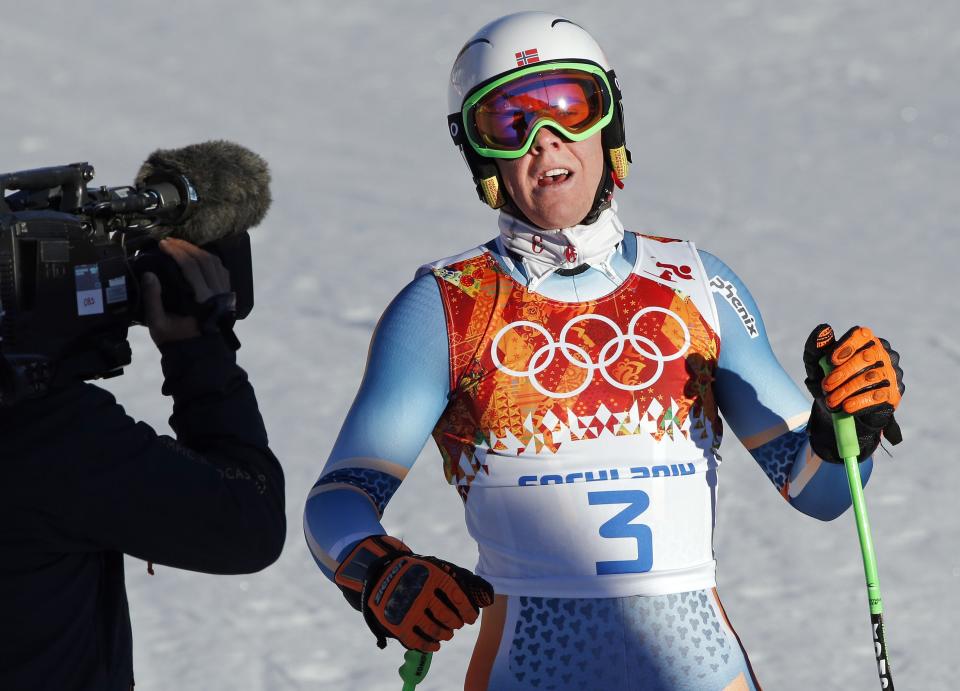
(303, 12), (904, 690)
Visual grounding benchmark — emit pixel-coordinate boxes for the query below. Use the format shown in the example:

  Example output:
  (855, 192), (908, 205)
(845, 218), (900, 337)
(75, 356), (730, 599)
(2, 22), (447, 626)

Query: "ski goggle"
(461, 62), (614, 159)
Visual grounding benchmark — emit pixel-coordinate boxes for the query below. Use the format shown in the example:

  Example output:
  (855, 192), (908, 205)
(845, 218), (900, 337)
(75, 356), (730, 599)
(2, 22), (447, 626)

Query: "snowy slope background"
(3, 1), (958, 689)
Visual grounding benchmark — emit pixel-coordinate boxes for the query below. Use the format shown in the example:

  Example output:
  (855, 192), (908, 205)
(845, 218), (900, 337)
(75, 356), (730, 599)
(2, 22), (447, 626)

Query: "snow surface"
(3, 1), (958, 689)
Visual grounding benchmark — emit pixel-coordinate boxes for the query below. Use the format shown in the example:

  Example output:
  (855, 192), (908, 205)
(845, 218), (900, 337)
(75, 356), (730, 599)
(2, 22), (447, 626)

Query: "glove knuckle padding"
(802, 323), (906, 462)
(826, 343), (876, 388)
(843, 389), (888, 414)
(830, 325), (873, 365)
(826, 367), (887, 410)
(821, 329), (905, 413)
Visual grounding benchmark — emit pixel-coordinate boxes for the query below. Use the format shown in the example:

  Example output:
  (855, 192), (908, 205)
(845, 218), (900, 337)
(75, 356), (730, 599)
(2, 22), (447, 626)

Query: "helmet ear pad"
(602, 69), (631, 183)
(470, 149), (507, 209)
(448, 111), (506, 209)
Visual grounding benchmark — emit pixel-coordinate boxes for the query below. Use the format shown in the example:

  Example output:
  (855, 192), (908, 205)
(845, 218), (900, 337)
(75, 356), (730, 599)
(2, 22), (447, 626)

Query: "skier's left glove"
(334, 535), (495, 652)
(803, 323), (905, 462)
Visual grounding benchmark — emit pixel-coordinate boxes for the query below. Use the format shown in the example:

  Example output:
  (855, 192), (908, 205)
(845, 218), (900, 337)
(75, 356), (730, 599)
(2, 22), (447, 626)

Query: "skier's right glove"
(334, 535), (495, 652)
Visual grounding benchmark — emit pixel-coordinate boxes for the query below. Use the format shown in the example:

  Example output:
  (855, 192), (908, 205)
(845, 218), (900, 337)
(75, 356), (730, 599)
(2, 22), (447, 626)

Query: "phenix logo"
(709, 276), (759, 338)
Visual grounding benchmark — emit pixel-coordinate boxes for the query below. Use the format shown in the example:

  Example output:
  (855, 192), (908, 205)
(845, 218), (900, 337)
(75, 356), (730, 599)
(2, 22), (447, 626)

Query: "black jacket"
(0, 335), (285, 690)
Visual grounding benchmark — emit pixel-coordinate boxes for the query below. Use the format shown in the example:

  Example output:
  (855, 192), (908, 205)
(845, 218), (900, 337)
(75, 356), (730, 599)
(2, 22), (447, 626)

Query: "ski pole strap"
(399, 650), (432, 691)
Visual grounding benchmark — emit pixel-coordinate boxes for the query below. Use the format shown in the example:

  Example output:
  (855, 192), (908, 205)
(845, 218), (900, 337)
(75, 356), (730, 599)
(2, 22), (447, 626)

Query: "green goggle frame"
(461, 61), (614, 160)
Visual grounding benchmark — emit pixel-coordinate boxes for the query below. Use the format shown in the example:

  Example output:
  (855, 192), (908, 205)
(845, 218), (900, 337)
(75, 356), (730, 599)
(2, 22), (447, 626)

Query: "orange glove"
(335, 535), (494, 652)
(803, 324), (904, 462)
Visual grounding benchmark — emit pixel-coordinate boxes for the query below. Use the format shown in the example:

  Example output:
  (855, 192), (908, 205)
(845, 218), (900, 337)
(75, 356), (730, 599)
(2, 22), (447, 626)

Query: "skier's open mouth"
(537, 168), (571, 187)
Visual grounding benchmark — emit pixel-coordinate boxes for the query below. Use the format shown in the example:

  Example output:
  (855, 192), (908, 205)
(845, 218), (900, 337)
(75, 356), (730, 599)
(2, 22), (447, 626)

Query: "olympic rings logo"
(490, 307), (691, 399)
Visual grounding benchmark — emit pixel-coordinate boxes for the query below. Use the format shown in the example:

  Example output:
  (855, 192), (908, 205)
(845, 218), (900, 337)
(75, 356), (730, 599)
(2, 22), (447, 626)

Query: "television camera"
(0, 141), (271, 405)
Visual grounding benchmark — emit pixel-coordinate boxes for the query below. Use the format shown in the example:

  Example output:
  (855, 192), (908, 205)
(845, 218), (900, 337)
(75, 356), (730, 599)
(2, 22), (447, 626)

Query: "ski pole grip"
(819, 356), (861, 460)
(399, 650), (432, 690)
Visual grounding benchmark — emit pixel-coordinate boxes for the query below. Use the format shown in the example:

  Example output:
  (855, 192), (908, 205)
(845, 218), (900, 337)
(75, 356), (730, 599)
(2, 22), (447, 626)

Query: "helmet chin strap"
(581, 159), (616, 225)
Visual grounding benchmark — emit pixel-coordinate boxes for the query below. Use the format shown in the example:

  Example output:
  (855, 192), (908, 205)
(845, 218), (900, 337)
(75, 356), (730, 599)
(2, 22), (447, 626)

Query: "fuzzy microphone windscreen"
(135, 140), (272, 245)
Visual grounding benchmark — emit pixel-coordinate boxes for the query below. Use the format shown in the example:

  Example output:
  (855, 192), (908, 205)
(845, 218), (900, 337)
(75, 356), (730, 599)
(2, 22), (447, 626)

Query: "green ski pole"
(399, 649), (432, 691)
(820, 355), (894, 690)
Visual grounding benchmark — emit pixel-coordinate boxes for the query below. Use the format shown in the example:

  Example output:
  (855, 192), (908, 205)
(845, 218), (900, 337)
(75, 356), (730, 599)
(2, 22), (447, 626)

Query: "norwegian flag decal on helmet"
(515, 48), (540, 66)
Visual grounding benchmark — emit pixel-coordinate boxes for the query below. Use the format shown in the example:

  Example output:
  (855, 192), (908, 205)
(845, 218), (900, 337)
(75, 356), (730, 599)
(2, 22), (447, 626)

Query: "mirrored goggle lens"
(469, 70), (609, 152)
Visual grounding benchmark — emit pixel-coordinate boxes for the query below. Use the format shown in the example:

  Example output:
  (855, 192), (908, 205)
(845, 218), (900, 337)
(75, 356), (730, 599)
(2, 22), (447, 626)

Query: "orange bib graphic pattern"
(431, 246), (722, 501)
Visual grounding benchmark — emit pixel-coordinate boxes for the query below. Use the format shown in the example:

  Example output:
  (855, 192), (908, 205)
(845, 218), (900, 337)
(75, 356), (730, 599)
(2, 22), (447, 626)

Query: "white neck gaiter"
(497, 202), (625, 293)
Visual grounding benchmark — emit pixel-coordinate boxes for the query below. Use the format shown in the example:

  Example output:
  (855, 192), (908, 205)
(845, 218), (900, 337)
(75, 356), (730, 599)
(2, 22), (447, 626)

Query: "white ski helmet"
(447, 11), (630, 215)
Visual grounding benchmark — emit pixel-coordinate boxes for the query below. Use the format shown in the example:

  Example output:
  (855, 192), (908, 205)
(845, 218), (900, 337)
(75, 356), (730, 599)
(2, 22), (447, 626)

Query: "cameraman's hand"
(143, 238), (231, 346)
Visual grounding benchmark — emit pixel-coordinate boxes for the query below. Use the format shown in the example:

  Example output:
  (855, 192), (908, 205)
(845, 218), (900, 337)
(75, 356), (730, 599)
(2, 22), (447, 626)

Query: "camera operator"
(0, 237), (285, 690)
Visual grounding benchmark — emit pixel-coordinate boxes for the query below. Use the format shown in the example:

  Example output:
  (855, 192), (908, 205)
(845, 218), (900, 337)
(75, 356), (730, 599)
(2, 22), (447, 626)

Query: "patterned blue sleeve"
(303, 273), (450, 579)
(699, 250), (872, 520)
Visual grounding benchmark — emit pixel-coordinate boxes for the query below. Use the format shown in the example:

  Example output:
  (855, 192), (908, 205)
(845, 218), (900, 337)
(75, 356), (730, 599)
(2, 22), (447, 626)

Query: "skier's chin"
(524, 197), (591, 230)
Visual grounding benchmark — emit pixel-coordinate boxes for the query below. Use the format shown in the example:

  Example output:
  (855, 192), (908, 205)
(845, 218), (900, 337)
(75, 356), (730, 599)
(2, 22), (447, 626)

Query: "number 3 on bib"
(588, 490), (653, 575)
